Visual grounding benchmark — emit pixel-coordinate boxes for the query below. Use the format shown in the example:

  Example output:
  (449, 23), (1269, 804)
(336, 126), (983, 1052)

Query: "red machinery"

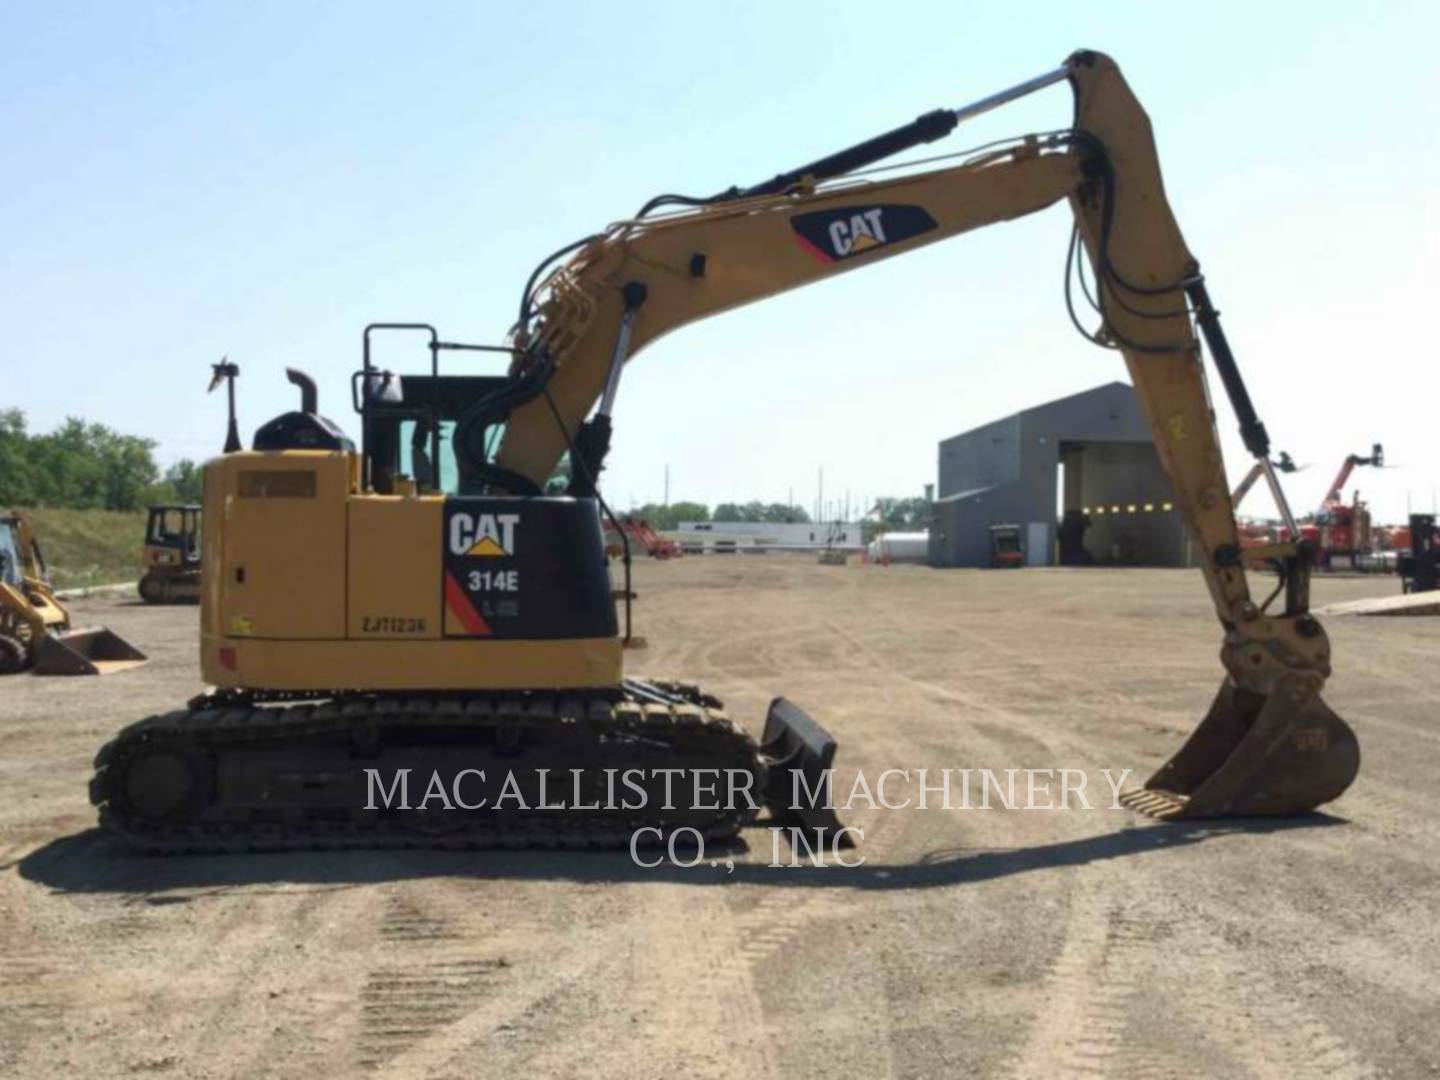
(1313, 444), (1383, 568)
(604, 516), (683, 559)
(1377, 521), (1412, 554)
(989, 524), (1025, 568)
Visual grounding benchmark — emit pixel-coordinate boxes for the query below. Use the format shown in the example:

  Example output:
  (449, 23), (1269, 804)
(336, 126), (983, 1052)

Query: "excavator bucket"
(1123, 674), (1359, 819)
(33, 627), (147, 676)
(760, 697), (852, 846)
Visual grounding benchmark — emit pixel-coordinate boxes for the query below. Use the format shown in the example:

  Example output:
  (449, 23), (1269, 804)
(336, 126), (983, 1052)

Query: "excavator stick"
(1123, 677), (1360, 819)
(760, 697), (851, 845)
(33, 626), (147, 676)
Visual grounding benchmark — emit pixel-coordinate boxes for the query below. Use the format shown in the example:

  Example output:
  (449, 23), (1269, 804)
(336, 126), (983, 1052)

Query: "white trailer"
(677, 521), (864, 553)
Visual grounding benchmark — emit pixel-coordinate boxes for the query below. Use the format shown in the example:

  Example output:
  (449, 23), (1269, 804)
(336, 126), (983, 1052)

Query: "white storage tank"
(867, 531), (929, 563)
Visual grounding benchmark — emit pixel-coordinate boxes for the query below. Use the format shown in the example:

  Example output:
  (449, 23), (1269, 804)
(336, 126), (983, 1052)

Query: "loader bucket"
(760, 697), (852, 847)
(33, 627), (147, 676)
(1122, 674), (1359, 819)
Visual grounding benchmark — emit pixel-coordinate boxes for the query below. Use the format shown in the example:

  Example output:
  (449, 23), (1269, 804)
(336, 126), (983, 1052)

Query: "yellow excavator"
(91, 50), (1358, 851)
(0, 510), (147, 676)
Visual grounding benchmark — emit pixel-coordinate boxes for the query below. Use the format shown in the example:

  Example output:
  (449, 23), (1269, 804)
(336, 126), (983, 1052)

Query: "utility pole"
(817, 467), (824, 525)
(664, 464), (670, 507)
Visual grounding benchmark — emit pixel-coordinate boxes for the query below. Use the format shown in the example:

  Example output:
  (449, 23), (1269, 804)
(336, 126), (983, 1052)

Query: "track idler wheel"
(120, 744), (212, 824)
(138, 574), (164, 604)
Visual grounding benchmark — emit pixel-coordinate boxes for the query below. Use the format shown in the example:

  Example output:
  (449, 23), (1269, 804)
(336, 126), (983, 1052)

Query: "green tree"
(712, 501), (811, 523)
(860, 496), (932, 540)
(0, 414), (159, 511)
(873, 496), (931, 529)
(761, 502), (809, 524)
(164, 460), (204, 504)
(0, 410), (37, 506)
(98, 428), (159, 510)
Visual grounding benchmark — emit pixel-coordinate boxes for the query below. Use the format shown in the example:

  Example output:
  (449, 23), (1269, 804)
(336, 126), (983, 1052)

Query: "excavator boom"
(489, 50), (1358, 818)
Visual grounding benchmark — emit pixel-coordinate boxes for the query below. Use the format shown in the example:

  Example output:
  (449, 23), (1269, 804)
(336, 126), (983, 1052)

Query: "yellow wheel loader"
(138, 505), (202, 604)
(90, 50), (1357, 852)
(0, 511), (147, 676)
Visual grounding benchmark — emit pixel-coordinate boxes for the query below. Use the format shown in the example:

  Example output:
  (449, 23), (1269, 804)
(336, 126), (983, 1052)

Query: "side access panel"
(219, 453), (349, 640)
(347, 496), (443, 640)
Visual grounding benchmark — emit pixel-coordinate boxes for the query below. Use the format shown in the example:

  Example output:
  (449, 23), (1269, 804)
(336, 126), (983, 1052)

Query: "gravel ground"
(2, 561), (1437, 1079)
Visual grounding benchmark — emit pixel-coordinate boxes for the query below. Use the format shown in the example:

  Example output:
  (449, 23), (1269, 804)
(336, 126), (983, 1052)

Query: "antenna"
(208, 356), (242, 453)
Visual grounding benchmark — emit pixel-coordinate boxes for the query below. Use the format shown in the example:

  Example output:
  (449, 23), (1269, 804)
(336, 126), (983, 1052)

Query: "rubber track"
(90, 682), (763, 854)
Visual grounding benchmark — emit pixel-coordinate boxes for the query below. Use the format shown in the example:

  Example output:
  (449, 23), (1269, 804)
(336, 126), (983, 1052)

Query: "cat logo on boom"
(448, 512), (519, 558)
(790, 203), (938, 264)
(829, 209), (887, 256)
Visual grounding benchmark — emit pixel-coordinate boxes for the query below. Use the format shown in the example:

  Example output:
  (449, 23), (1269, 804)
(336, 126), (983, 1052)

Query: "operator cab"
(356, 371), (511, 496)
(0, 516), (21, 587)
(350, 323), (540, 498)
(145, 506), (202, 561)
(0, 515), (48, 588)
(222, 325), (562, 499)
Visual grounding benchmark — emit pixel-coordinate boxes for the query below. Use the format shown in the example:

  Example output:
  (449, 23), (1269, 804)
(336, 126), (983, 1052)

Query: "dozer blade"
(1123, 674), (1359, 819)
(33, 627), (147, 676)
(760, 697), (852, 846)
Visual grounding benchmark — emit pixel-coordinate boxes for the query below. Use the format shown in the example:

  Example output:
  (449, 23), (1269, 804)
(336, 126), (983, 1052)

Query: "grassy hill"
(21, 508), (146, 590)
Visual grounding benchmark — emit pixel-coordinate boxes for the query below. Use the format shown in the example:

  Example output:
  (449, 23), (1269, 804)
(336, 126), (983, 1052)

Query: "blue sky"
(2, 2), (1435, 521)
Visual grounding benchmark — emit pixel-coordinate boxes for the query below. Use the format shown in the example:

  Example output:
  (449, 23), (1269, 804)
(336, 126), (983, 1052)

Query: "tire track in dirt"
(320, 615), (838, 1078)
(1009, 870), (1378, 1079)
(782, 616), (1091, 1077)
(636, 612), (949, 1078)
(593, 886), (783, 1079)
(840, 609), (1380, 1079)
(4, 862), (330, 1076)
(1006, 883), (1138, 1078)
(959, 716), (1379, 1073)
(1327, 753), (1440, 840)
(0, 948), (61, 1074)
(931, 607), (1432, 866)
(373, 891), (768, 1079)
(358, 957), (509, 1069)
(356, 891), (498, 1069)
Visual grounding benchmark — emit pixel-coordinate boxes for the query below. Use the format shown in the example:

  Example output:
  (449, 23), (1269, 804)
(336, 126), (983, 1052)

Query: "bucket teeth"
(1120, 788), (1189, 819)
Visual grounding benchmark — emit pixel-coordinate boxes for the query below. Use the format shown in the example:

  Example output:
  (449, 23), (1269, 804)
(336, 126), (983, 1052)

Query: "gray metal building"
(928, 381), (1190, 568)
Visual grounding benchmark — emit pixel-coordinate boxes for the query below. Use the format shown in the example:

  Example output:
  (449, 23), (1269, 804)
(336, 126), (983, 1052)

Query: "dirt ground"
(2, 561), (1437, 1079)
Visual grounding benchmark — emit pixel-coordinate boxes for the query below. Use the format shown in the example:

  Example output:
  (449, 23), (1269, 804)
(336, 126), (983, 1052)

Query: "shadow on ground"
(16, 815), (1345, 898)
